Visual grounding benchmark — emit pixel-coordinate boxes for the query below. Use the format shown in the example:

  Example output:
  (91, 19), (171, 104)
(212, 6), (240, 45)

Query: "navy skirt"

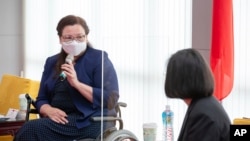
(14, 78), (114, 141)
(14, 115), (106, 141)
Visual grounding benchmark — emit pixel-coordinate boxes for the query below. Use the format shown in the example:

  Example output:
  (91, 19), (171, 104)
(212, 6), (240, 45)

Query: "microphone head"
(65, 54), (74, 64)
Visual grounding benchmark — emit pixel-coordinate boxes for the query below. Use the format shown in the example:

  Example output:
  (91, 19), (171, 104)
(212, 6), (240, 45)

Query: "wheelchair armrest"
(25, 93), (39, 121)
(117, 102), (127, 108)
(90, 117), (123, 130)
(25, 94), (36, 106)
(90, 102), (127, 130)
(115, 102), (127, 119)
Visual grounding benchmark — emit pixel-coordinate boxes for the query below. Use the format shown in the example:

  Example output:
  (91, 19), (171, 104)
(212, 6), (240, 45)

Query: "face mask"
(62, 41), (87, 56)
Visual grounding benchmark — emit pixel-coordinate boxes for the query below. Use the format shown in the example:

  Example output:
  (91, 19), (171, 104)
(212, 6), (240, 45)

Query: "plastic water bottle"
(162, 105), (174, 141)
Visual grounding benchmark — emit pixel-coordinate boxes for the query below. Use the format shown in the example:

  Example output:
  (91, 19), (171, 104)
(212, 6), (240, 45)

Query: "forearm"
(73, 80), (93, 102)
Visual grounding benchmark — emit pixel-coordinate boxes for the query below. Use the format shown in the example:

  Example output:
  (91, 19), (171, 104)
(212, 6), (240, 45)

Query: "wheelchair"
(25, 94), (138, 141)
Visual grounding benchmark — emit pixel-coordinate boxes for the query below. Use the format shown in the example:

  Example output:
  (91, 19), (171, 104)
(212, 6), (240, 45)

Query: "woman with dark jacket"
(14, 15), (119, 141)
(164, 48), (230, 141)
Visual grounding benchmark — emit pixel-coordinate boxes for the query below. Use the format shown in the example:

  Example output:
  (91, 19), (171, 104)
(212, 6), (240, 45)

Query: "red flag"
(210, 0), (234, 101)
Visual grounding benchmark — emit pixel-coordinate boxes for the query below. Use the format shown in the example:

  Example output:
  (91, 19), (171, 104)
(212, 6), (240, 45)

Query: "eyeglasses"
(62, 35), (86, 43)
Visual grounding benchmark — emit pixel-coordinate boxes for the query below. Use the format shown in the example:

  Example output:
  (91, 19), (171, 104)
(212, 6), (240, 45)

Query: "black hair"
(164, 48), (214, 99)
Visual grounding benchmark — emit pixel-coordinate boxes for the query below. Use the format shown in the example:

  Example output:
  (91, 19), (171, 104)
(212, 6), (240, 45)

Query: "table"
(0, 119), (25, 136)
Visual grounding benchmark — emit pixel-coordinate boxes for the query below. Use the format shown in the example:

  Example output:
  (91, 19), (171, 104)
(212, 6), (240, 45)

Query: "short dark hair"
(164, 48), (214, 99)
(56, 15), (90, 37)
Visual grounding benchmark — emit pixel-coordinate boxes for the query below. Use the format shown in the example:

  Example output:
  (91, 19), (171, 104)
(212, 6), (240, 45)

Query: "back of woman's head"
(164, 48), (214, 99)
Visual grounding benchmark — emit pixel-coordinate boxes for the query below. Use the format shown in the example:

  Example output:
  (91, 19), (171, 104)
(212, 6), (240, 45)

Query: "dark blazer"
(35, 46), (119, 128)
(178, 96), (230, 141)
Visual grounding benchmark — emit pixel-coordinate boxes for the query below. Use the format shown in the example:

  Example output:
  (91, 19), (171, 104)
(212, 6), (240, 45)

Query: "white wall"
(192, 0), (212, 62)
(0, 0), (24, 77)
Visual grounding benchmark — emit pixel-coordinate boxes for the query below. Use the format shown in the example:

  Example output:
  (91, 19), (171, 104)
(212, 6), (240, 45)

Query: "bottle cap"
(166, 105), (170, 110)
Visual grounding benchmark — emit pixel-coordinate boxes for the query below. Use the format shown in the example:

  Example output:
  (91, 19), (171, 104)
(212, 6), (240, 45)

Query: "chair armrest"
(117, 102), (127, 108)
(90, 117), (123, 130)
(90, 102), (127, 130)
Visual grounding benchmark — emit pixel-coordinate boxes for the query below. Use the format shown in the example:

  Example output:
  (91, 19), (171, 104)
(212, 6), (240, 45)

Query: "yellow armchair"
(233, 118), (250, 125)
(0, 74), (40, 141)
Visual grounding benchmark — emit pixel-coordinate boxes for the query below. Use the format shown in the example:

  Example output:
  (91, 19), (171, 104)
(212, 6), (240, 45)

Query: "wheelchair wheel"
(104, 129), (138, 141)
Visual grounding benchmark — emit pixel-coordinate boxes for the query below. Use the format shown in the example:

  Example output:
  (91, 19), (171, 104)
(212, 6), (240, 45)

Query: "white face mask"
(62, 41), (87, 56)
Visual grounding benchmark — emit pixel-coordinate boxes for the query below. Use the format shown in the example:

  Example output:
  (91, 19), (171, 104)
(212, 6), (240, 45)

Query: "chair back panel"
(0, 74), (40, 115)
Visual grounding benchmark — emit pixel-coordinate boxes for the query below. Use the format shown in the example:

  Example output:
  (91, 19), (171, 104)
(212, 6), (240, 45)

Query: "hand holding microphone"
(60, 54), (74, 81)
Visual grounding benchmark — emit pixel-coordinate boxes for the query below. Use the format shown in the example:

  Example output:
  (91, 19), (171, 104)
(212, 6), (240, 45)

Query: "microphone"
(59, 54), (74, 81)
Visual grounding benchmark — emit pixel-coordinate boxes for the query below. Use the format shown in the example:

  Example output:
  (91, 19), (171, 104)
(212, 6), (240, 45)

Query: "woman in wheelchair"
(14, 15), (120, 141)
